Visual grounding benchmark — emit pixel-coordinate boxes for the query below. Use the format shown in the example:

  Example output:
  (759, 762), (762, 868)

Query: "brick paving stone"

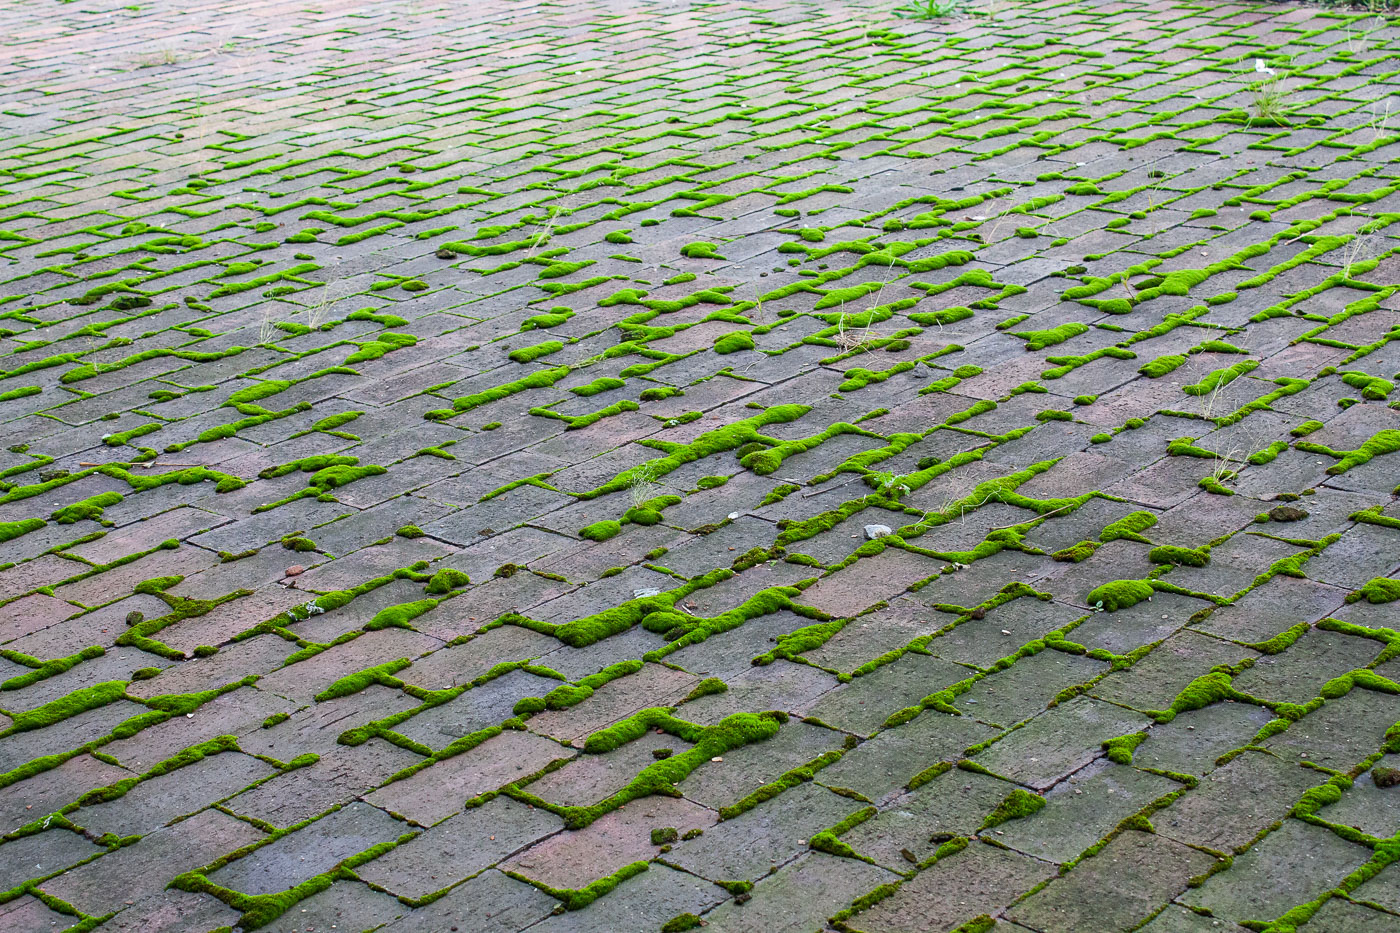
(503, 794), (713, 890)
(698, 851), (900, 933)
(378, 869), (555, 933)
(366, 731), (574, 827)
(1, 0), (1398, 926)
(1157, 749), (1330, 851)
(357, 796), (561, 900)
(95, 890), (241, 933)
(0, 828), (102, 892)
(208, 801), (406, 896)
(848, 839), (1056, 933)
(1007, 830), (1216, 933)
(40, 808), (264, 915)
(263, 880), (408, 933)
(72, 750), (275, 838)
(1178, 820), (1371, 926)
(667, 781), (860, 884)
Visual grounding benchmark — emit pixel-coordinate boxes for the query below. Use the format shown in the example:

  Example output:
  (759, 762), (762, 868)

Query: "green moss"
(424, 568), (469, 595)
(439, 365), (572, 416)
(1348, 577), (1400, 605)
(314, 658), (411, 701)
(0, 517), (45, 542)
(1052, 540), (1099, 563)
(1247, 621), (1310, 655)
(571, 377), (626, 397)
(1148, 545), (1209, 567)
(1102, 731), (1147, 764)
(1012, 321), (1088, 351)
(553, 710), (784, 828)
(683, 678), (728, 702)
(580, 519), (622, 542)
(52, 491), (124, 525)
(714, 331), (755, 354)
(0, 645), (105, 692)
(1087, 579), (1155, 612)
(661, 913), (703, 932)
(1100, 511), (1157, 544)
(750, 618), (845, 666)
(979, 788), (1046, 830)
(1139, 353), (1186, 378)
(2, 681), (128, 735)
(1182, 359), (1259, 396)
(760, 483), (801, 506)
(344, 332), (416, 365)
(718, 750), (844, 820)
(640, 386), (683, 402)
(681, 242), (723, 259)
(508, 340), (565, 364)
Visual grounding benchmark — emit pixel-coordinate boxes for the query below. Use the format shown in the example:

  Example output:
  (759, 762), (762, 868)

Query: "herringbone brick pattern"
(1, 0), (1400, 930)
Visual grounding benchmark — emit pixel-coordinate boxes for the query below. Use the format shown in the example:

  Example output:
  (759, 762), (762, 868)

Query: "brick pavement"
(2, 0), (1400, 930)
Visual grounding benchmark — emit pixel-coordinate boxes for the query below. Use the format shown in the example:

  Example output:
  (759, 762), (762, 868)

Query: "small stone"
(1268, 505), (1309, 522)
(285, 565), (305, 576)
(864, 524), (893, 540)
(634, 587), (662, 599)
(436, 248), (454, 259)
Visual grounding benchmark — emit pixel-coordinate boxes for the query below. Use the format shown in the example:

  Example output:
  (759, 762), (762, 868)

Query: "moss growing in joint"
(1087, 579), (1155, 612)
(1148, 545), (1209, 567)
(979, 788), (1046, 830)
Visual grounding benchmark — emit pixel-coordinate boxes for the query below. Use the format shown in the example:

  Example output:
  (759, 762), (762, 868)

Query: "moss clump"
(281, 535), (316, 552)
(681, 242), (722, 259)
(661, 914), (702, 933)
(1087, 579), (1155, 612)
(508, 340), (564, 364)
(1102, 731), (1147, 764)
(424, 568), (469, 594)
(979, 788), (1046, 830)
(1348, 577), (1400, 605)
(1052, 540), (1099, 563)
(1373, 766), (1400, 788)
(714, 332), (755, 354)
(1148, 545), (1209, 567)
(0, 517), (45, 543)
(396, 525), (425, 538)
(1012, 321), (1088, 351)
(1100, 511), (1157, 544)
(571, 377), (626, 397)
(651, 827), (679, 845)
(640, 386), (683, 402)
(580, 520), (622, 541)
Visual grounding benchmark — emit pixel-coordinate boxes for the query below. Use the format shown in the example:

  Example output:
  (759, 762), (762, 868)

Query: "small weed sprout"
(257, 308), (279, 347)
(1247, 59), (1290, 127)
(867, 470), (911, 498)
(132, 47), (183, 68)
(627, 463), (660, 509)
(895, 0), (966, 19)
(308, 281), (344, 329)
(1370, 98), (1392, 142)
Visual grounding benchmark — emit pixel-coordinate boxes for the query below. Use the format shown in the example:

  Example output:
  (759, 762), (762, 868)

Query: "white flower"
(1255, 59), (1275, 75)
